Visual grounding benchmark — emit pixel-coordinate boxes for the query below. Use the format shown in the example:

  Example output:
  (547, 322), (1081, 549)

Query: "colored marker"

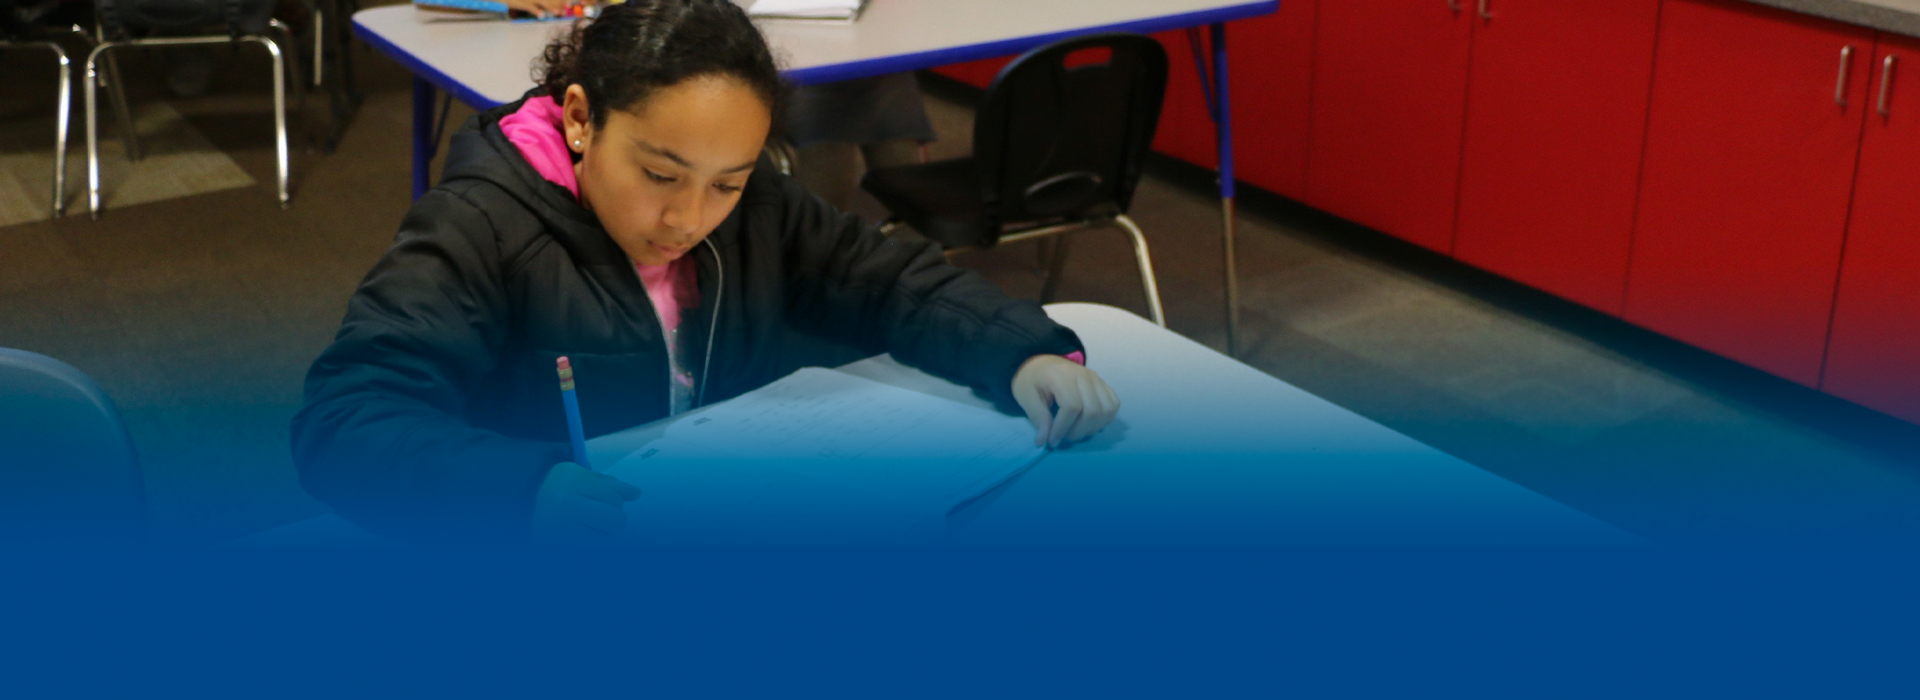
(557, 356), (590, 469)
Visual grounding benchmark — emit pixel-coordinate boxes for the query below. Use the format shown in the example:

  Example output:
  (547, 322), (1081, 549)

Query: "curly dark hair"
(536, 0), (786, 132)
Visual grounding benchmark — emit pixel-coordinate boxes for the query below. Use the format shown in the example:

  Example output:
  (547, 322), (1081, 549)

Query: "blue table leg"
(1205, 23), (1240, 356)
(413, 76), (433, 199)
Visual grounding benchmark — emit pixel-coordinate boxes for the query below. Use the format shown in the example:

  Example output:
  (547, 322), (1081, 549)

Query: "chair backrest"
(94, 0), (277, 39)
(0, 0), (28, 40)
(1, 0), (91, 41)
(974, 33), (1169, 232)
(0, 348), (145, 543)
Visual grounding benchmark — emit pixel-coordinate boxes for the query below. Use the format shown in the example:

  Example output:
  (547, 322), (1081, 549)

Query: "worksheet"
(604, 368), (1046, 545)
(745, 0), (866, 21)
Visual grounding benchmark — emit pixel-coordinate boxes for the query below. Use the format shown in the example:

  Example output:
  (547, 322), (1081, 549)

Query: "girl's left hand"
(1012, 355), (1121, 449)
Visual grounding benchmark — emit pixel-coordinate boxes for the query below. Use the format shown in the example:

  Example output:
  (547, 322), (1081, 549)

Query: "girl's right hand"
(1012, 355), (1122, 449)
(531, 462), (642, 542)
(502, 0), (571, 18)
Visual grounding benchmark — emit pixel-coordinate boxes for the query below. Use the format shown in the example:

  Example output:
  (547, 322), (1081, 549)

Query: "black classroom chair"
(0, 348), (145, 544)
(861, 32), (1168, 326)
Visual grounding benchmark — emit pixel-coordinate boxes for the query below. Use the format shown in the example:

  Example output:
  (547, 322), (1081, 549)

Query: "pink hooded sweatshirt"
(500, 97), (702, 402)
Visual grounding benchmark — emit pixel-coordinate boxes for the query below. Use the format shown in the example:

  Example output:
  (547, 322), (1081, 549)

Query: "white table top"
(234, 303), (1629, 548)
(352, 0), (1279, 108)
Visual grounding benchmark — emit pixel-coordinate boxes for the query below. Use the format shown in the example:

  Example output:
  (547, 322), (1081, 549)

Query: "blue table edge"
(353, 1), (1277, 110)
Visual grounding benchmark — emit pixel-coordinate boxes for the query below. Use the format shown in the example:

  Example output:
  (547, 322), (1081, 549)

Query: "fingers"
(574, 473), (644, 511)
(607, 477), (644, 502)
(1038, 369), (1122, 448)
(1062, 377), (1100, 444)
(506, 0), (568, 18)
(1065, 374), (1120, 444)
(1013, 380), (1054, 448)
(572, 494), (626, 535)
(575, 473), (628, 507)
(1047, 391), (1082, 449)
(531, 463), (635, 543)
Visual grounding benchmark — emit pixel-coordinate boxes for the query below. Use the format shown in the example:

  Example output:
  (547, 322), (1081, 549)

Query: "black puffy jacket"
(290, 98), (1083, 539)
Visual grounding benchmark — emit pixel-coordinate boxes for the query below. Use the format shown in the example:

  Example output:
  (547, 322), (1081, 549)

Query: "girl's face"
(562, 76), (771, 266)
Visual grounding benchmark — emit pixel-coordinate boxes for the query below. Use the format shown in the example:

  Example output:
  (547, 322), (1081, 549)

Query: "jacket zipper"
(696, 237), (723, 409)
(636, 239), (723, 416)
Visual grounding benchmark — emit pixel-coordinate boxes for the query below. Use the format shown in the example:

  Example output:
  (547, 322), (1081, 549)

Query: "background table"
(351, 0), (1278, 351)
(233, 303), (1629, 548)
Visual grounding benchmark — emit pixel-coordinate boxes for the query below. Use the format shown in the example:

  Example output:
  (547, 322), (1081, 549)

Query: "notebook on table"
(603, 367), (1045, 546)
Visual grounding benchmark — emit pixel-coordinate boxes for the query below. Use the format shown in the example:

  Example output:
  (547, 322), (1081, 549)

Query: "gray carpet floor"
(3, 34), (1918, 546)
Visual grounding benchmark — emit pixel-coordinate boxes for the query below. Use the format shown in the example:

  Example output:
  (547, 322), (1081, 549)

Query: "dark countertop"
(1740, 0), (1920, 38)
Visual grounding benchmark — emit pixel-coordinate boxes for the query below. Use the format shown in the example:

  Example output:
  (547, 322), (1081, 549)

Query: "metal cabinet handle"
(1837, 45), (1854, 106)
(1879, 54), (1898, 116)
(1478, 0), (1493, 20)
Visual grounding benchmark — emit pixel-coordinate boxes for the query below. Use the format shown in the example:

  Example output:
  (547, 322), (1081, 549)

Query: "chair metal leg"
(1039, 232), (1072, 304)
(84, 44), (104, 219)
(312, 7), (325, 88)
(267, 20), (308, 153)
(44, 42), (73, 218)
(244, 36), (292, 207)
(313, 0), (354, 152)
(99, 51), (140, 162)
(1112, 214), (1166, 327)
(268, 20), (307, 114)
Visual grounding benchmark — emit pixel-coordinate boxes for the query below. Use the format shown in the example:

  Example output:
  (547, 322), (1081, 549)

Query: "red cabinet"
(1305, 0), (1474, 253)
(1150, 31), (1206, 162)
(936, 0), (1920, 426)
(1822, 33), (1920, 421)
(1452, 0), (1661, 315)
(930, 57), (1012, 88)
(1625, 0), (1874, 386)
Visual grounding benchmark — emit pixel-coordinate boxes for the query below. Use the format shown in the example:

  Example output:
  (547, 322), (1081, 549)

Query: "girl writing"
(292, 0), (1118, 541)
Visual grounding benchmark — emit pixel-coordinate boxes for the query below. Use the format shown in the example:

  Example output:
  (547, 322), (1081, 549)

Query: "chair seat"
(860, 157), (997, 249)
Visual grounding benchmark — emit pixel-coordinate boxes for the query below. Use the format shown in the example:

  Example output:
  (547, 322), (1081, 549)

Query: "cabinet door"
(1305, 0), (1473, 253)
(1153, 30), (1206, 162)
(1823, 33), (1920, 422)
(1156, 1), (1319, 201)
(1624, 0), (1873, 386)
(1452, 0), (1661, 315)
(931, 57), (1013, 88)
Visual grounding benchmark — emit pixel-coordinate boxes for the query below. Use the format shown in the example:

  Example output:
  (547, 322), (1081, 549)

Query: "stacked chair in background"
(4, 0), (362, 219)
(87, 0), (306, 214)
(0, 0), (140, 218)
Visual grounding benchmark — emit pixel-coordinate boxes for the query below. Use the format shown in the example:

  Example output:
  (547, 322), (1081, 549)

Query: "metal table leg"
(1189, 24), (1240, 357)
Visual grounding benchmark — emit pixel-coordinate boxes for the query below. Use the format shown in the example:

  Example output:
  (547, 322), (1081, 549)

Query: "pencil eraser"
(556, 356), (571, 370)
